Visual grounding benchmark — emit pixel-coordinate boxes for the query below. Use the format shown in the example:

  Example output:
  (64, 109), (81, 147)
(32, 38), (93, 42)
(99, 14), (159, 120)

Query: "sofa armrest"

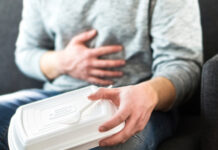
(201, 54), (218, 150)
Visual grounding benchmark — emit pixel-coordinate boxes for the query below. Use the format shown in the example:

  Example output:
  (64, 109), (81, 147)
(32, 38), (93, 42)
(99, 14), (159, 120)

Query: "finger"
(131, 113), (146, 135)
(89, 69), (123, 77)
(91, 59), (126, 68)
(87, 77), (113, 86)
(88, 88), (118, 101)
(90, 46), (123, 57)
(72, 29), (97, 44)
(99, 107), (129, 132)
(135, 115), (149, 134)
(100, 116), (137, 146)
(138, 112), (151, 132)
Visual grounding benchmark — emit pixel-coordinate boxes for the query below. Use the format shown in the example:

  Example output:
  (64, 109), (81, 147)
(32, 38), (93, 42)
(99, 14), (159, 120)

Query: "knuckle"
(98, 88), (105, 93)
(89, 79), (98, 85)
(138, 127), (144, 132)
(109, 61), (116, 66)
(89, 59), (95, 67)
(118, 60), (125, 65)
(106, 72), (113, 77)
(122, 132), (129, 140)
(93, 48), (101, 55)
(86, 68), (91, 75)
(107, 71), (113, 75)
(84, 51), (91, 58)
(100, 73), (106, 77)
(134, 110), (143, 117)
(89, 50), (96, 57)
(81, 34), (88, 40)
(84, 60), (91, 67)
(121, 140), (126, 144)
(137, 124), (145, 132)
(118, 114), (126, 122)
(100, 61), (107, 67)
(86, 78), (92, 84)
(109, 141), (116, 146)
(83, 61), (88, 68)
(114, 72), (120, 75)
(98, 71), (104, 77)
(121, 135), (128, 144)
(83, 34), (88, 39)
(115, 61), (120, 65)
(87, 76), (92, 81)
(85, 33), (92, 38)
(88, 59), (93, 66)
(111, 62), (120, 67)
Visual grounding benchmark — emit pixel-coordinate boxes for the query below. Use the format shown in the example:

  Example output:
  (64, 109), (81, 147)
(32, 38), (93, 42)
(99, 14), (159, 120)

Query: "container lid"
(8, 86), (125, 150)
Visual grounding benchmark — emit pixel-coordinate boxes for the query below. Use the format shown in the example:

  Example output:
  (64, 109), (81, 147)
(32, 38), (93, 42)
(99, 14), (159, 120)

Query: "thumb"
(88, 88), (117, 101)
(72, 29), (97, 44)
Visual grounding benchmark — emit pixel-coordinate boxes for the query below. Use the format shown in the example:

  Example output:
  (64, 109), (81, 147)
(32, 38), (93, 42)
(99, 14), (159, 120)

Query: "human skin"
(40, 29), (126, 85)
(88, 76), (176, 147)
(40, 29), (176, 147)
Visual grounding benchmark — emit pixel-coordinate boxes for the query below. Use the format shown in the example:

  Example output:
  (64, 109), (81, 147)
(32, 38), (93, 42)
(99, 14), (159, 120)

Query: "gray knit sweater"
(15, 0), (202, 107)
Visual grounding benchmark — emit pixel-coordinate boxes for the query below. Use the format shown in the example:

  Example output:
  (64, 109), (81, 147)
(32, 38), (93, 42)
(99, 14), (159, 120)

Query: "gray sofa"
(0, 0), (216, 149)
(201, 55), (218, 150)
(0, 0), (42, 95)
(200, 0), (218, 149)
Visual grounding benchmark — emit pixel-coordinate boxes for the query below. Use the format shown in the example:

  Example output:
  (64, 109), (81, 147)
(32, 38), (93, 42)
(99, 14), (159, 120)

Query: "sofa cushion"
(158, 115), (201, 150)
(200, 0), (218, 61)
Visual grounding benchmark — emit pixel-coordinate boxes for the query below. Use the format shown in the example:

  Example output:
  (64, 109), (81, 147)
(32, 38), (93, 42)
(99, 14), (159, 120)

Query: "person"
(0, 0), (202, 149)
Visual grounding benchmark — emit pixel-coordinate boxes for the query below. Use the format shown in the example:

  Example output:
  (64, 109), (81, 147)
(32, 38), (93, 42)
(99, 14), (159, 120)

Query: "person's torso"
(40, 0), (153, 91)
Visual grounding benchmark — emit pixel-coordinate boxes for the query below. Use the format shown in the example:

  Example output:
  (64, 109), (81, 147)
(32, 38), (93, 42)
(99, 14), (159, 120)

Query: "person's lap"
(0, 89), (60, 149)
(0, 89), (177, 150)
(92, 111), (176, 150)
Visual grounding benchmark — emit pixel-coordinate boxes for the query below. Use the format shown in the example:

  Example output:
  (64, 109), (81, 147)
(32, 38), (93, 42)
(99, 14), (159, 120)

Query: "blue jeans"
(0, 89), (177, 150)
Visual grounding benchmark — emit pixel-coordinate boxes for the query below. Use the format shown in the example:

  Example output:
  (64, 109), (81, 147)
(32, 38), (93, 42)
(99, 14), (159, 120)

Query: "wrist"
(40, 51), (64, 80)
(141, 77), (176, 111)
(55, 50), (66, 75)
(137, 82), (159, 109)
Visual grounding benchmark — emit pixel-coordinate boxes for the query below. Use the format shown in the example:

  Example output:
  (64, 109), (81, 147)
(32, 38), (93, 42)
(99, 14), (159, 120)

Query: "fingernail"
(88, 94), (95, 99)
(119, 72), (123, 76)
(100, 142), (106, 147)
(90, 29), (96, 34)
(122, 61), (126, 65)
(99, 126), (106, 132)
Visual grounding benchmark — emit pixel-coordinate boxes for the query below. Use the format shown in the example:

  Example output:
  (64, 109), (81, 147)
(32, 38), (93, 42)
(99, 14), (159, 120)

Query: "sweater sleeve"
(15, 0), (54, 81)
(151, 0), (203, 107)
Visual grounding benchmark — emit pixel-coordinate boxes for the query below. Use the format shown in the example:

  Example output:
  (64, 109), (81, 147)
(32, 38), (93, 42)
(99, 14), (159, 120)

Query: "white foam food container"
(8, 86), (125, 150)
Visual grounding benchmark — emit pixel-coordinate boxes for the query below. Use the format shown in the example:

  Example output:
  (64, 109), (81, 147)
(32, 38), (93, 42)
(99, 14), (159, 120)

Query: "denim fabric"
(201, 54), (218, 150)
(91, 111), (176, 150)
(0, 89), (176, 150)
